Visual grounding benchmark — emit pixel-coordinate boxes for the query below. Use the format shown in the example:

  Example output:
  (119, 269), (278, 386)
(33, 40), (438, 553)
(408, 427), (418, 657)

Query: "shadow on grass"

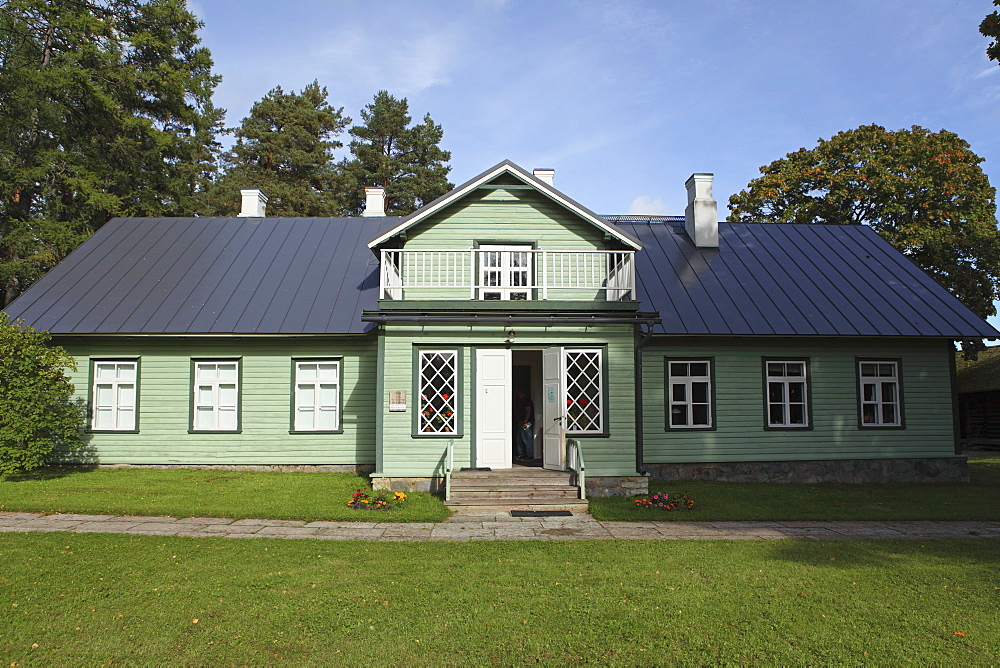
(766, 534), (1000, 572)
(3, 465), (99, 483)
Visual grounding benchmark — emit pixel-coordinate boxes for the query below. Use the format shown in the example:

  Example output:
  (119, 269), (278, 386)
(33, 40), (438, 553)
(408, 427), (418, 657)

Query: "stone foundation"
(371, 476), (445, 493)
(645, 457), (969, 484)
(88, 463), (375, 475)
(584, 475), (650, 497)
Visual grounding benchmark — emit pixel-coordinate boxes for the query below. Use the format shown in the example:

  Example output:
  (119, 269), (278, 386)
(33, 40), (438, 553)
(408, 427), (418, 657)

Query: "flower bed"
(633, 492), (696, 511)
(347, 489), (407, 511)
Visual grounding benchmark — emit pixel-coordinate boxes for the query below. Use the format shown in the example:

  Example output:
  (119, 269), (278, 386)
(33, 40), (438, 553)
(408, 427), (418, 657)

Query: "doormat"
(459, 467), (492, 471)
(510, 510), (574, 517)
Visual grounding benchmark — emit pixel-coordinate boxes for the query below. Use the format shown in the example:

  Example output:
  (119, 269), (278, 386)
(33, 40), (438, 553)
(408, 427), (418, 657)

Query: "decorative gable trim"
(367, 160), (643, 251)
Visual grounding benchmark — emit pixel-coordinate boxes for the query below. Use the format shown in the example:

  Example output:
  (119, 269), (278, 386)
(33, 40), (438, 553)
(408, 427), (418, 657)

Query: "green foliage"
(0, 0), (224, 307)
(344, 90), (453, 216)
(0, 314), (83, 476)
(728, 124), (1000, 320)
(983, 0), (1000, 64)
(202, 81), (350, 216)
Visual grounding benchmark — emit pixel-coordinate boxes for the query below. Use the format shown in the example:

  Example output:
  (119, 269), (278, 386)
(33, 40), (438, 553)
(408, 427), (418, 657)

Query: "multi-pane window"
(859, 361), (902, 427)
(667, 360), (712, 428)
(192, 361), (239, 431)
(565, 349), (603, 433)
(765, 360), (809, 427)
(419, 351), (457, 434)
(91, 361), (137, 431)
(479, 245), (532, 301)
(294, 360), (340, 431)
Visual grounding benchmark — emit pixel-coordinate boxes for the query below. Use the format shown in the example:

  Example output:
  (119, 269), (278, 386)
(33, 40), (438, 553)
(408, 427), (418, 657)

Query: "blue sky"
(190, 0), (1000, 334)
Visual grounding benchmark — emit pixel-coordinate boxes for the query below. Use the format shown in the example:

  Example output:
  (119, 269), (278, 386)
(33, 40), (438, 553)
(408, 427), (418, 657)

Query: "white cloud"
(313, 27), (457, 97)
(627, 196), (669, 215)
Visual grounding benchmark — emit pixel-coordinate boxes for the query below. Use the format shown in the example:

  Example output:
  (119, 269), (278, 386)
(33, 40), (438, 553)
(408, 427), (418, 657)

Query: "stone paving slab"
(1, 511), (999, 542)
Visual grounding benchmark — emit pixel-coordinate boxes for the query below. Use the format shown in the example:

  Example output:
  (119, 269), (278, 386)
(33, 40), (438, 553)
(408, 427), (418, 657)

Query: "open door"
(475, 348), (511, 468)
(542, 347), (565, 471)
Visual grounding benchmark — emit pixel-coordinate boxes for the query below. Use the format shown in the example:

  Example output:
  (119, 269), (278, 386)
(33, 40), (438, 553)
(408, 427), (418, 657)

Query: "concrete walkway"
(2, 511), (999, 541)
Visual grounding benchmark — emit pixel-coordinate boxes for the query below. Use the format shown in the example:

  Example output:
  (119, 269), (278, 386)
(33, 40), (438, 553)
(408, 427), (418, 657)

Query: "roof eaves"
(366, 159), (643, 251)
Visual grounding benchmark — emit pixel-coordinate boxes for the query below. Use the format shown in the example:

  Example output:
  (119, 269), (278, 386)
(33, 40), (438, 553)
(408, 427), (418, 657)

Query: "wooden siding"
(57, 336), (377, 465)
(642, 337), (958, 462)
(376, 323), (638, 478)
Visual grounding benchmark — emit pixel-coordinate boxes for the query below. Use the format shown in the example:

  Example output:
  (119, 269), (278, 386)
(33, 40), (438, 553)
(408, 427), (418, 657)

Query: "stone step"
(449, 488), (581, 500)
(445, 498), (590, 513)
(452, 473), (574, 484)
(450, 479), (576, 489)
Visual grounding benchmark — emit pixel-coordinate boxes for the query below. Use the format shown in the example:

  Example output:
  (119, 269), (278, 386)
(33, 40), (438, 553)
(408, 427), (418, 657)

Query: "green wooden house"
(5, 160), (997, 498)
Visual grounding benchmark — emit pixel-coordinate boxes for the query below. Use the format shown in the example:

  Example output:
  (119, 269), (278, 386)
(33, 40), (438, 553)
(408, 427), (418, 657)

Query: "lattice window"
(565, 349), (603, 433)
(859, 361), (901, 426)
(419, 351), (457, 434)
(765, 360), (809, 427)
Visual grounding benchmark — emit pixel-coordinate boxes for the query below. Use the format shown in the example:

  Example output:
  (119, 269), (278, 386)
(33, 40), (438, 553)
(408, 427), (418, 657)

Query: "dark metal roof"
(4, 216), (399, 335)
(615, 219), (1000, 338)
(6, 214), (996, 339)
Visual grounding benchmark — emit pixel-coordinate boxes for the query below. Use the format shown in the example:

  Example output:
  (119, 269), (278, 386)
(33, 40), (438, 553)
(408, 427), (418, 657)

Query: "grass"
(0, 468), (450, 523)
(1, 533), (997, 664)
(589, 455), (1000, 522)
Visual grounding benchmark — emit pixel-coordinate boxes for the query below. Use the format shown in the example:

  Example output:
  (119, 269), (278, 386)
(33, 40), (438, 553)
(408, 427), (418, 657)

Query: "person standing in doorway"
(513, 388), (534, 460)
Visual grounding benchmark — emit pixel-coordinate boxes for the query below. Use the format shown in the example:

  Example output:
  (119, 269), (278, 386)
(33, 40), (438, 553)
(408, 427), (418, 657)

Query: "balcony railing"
(379, 248), (635, 301)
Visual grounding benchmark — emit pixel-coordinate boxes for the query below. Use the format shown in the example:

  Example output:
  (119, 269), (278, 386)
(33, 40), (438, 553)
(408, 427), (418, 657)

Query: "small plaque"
(389, 390), (406, 412)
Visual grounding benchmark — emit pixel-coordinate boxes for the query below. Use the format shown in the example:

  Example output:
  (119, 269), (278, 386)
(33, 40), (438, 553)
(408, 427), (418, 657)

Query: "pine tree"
(0, 0), (224, 307)
(344, 91), (452, 216)
(202, 81), (350, 217)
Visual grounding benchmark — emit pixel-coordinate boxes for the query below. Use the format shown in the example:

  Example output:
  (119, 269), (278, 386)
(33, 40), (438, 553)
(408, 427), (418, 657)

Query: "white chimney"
(684, 174), (718, 248)
(533, 168), (555, 186)
(363, 187), (386, 217)
(239, 189), (267, 217)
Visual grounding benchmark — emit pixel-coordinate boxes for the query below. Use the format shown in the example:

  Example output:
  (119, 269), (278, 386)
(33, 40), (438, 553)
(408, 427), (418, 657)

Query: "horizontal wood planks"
(57, 336), (377, 465)
(642, 337), (958, 462)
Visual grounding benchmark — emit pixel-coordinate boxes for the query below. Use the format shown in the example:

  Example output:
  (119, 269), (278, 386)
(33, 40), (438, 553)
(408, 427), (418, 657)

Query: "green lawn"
(0, 468), (449, 522)
(1, 534), (997, 664)
(590, 455), (1000, 522)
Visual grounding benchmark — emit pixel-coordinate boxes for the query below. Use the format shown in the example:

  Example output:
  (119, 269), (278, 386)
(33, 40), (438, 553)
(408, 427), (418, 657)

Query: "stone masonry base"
(87, 463), (376, 475)
(645, 457), (969, 484)
(371, 476), (445, 493)
(585, 476), (649, 497)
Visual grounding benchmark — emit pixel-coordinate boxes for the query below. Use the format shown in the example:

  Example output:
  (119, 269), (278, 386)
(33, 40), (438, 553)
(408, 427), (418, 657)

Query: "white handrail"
(567, 438), (586, 500)
(444, 440), (454, 501)
(379, 248), (635, 301)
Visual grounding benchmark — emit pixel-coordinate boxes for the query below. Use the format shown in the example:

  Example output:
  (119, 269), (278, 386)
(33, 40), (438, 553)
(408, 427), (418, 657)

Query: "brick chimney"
(239, 189), (267, 217)
(684, 174), (718, 248)
(363, 187), (386, 217)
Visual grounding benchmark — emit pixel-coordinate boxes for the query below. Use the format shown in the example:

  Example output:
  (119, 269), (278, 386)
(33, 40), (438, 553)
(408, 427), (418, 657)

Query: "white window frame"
(418, 350), (458, 435)
(666, 359), (713, 429)
(765, 360), (810, 428)
(564, 348), (604, 434)
(858, 360), (902, 427)
(293, 359), (341, 432)
(192, 360), (240, 432)
(478, 245), (533, 301)
(91, 360), (138, 431)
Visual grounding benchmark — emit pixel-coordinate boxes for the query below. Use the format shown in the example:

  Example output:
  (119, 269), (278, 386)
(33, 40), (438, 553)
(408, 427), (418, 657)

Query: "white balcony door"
(475, 348), (512, 469)
(478, 245), (532, 301)
(542, 347), (566, 471)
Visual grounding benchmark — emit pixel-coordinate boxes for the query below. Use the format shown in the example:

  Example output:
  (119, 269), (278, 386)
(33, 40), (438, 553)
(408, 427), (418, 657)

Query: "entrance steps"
(445, 466), (588, 512)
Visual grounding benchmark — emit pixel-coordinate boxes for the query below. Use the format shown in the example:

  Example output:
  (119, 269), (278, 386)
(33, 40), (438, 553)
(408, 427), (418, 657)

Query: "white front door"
(542, 347), (565, 471)
(475, 348), (512, 468)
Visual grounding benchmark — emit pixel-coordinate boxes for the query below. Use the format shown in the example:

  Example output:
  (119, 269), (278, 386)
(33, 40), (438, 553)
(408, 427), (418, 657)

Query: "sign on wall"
(389, 390), (407, 412)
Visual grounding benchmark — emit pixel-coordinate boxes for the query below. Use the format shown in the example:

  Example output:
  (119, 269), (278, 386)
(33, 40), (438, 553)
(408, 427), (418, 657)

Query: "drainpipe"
(634, 321), (656, 475)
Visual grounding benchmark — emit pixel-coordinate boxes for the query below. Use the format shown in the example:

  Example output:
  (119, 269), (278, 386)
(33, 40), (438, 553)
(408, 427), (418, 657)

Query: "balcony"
(379, 248), (635, 302)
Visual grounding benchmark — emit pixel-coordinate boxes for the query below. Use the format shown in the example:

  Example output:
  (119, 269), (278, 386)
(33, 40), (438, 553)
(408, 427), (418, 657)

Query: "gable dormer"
(369, 160), (640, 304)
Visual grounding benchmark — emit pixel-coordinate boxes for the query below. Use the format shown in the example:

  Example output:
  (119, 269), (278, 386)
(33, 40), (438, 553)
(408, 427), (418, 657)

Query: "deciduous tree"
(344, 91), (452, 216)
(0, 314), (83, 476)
(0, 0), (224, 307)
(728, 125), (1000, 321)
(982, 0), (1000, 64)
(203, 81), (350, 217)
